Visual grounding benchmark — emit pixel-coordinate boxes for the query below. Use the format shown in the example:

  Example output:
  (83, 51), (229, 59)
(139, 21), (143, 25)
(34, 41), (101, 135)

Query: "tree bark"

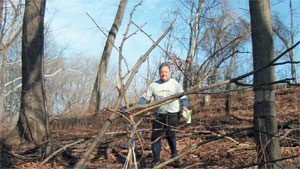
(225, 49), (236, 116)
(0, 50), (7, 123)
(249, 0), (283, 168)
(6, 0), (48, 145)
(0, 0), (5, 128)
(0, 0), (4, 41)
(0, 0), (22, 132)
(87, 0), (128, 114)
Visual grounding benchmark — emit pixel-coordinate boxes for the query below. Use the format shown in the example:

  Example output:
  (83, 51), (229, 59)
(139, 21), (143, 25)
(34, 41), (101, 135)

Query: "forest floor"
(1, 86), (299, 169)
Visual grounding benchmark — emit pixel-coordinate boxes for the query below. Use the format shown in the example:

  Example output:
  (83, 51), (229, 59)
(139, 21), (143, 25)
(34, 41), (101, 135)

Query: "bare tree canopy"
(0, 0), (299, 169)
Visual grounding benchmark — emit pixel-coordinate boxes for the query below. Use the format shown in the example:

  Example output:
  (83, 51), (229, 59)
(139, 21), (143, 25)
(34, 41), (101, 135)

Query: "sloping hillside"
(3, 86), (299, 169)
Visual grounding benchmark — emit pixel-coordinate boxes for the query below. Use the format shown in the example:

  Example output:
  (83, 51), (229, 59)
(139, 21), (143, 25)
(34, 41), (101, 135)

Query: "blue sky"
(45, 0), (300, 80)
(45, 0), (172, 60)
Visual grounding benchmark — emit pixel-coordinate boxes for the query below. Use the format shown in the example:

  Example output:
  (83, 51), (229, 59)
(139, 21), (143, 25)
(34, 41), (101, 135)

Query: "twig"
(153, 127), (252, 169)
(183, 162), (204, 169)
(234, 78), (295, 87)
(44, 68), (76, 77)
(227, 143), (255, 153)
(132, 21), (187, 75)
(224, 136), (240, 145)
(118, 2), (142, 77)
(86, 12), (127, 62)
(131, 21), (170, 56)
(272, 61), (300, 66)
(105, 128), (152, 135)
(233, 154), (299, 169)
(106, 108), (132, 124)
(8, 151), (37, 160)
(230, 40), (300, 83)
(279, 129), (299, 140)
(124, 22), (174, 91)
(40, 139), (85, 166)
(4, 77), (22, 87)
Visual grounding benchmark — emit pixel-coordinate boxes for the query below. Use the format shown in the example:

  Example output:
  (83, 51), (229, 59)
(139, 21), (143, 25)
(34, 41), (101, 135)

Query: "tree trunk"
(87, 0), (128, 114)
(6, 0), (48, 145)
(249, 0), (283, 168)
(225, 50), (236, 116)
(225, 91), (231, 115)
(0, 0), (4, 41)
(0, 50), (7, 122)
(0, 0), (5, 125)
(272, 28), (295, 85)
(183, 0), (203, 90)
(289, 0), (296, 83)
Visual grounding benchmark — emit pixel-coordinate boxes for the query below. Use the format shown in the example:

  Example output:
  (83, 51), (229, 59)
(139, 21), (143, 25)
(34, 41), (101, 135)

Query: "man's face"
(159, 66), (171, 81)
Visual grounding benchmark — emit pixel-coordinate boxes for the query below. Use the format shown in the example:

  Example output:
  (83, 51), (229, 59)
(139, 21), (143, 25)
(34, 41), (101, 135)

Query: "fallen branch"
(8, 151), (37, 160)
(183, 162), (204, 169)
(279, 129), (299, 141)
(230, 114), (252, 122)
(227, 143), (255, 153)
(233, 154), (299, 169)
(280, 118), (300, 129)
(40, 139), (85, 166)
(153, 127), (252, 169)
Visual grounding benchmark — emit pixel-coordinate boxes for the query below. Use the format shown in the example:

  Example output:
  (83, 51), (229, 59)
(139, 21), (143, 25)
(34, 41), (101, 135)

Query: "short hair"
(159, 62), (170, 72)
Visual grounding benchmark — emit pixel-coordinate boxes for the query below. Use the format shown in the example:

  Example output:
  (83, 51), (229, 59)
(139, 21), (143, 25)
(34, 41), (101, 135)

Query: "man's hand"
(180, 98), (189, 108)
(138, 97), (147, 105)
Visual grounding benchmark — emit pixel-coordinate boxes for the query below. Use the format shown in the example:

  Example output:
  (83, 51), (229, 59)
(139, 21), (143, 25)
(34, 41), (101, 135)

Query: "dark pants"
(151, 113), (178, 163)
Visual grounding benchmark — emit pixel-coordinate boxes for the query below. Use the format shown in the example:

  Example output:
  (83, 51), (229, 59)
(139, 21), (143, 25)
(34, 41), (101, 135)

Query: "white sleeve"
(144, 84), (153, 101)
(176, 82), (186, 99)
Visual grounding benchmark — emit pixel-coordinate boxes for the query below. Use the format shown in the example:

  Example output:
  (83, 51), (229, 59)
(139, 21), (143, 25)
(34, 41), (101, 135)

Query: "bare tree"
(249, 0), (283, 168)
(5, 0), (48, 146)
(289, 0), (296, 83)
(183, 0), (204, 90)
(272, 15), (296, 84)
(0, 0), (22, 128)
(166, 1), (251, 91)
(87, 0), (128, 115)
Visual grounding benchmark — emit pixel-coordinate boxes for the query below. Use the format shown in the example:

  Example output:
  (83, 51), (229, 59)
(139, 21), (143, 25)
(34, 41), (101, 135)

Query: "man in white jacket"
(139, 63), (188, 168)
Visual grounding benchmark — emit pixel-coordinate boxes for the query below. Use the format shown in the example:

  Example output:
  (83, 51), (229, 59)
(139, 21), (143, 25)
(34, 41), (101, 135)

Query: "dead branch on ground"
(153, 127), (252, 169)
(40, 139), (85, 166)
(234, 154), (299, 169)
